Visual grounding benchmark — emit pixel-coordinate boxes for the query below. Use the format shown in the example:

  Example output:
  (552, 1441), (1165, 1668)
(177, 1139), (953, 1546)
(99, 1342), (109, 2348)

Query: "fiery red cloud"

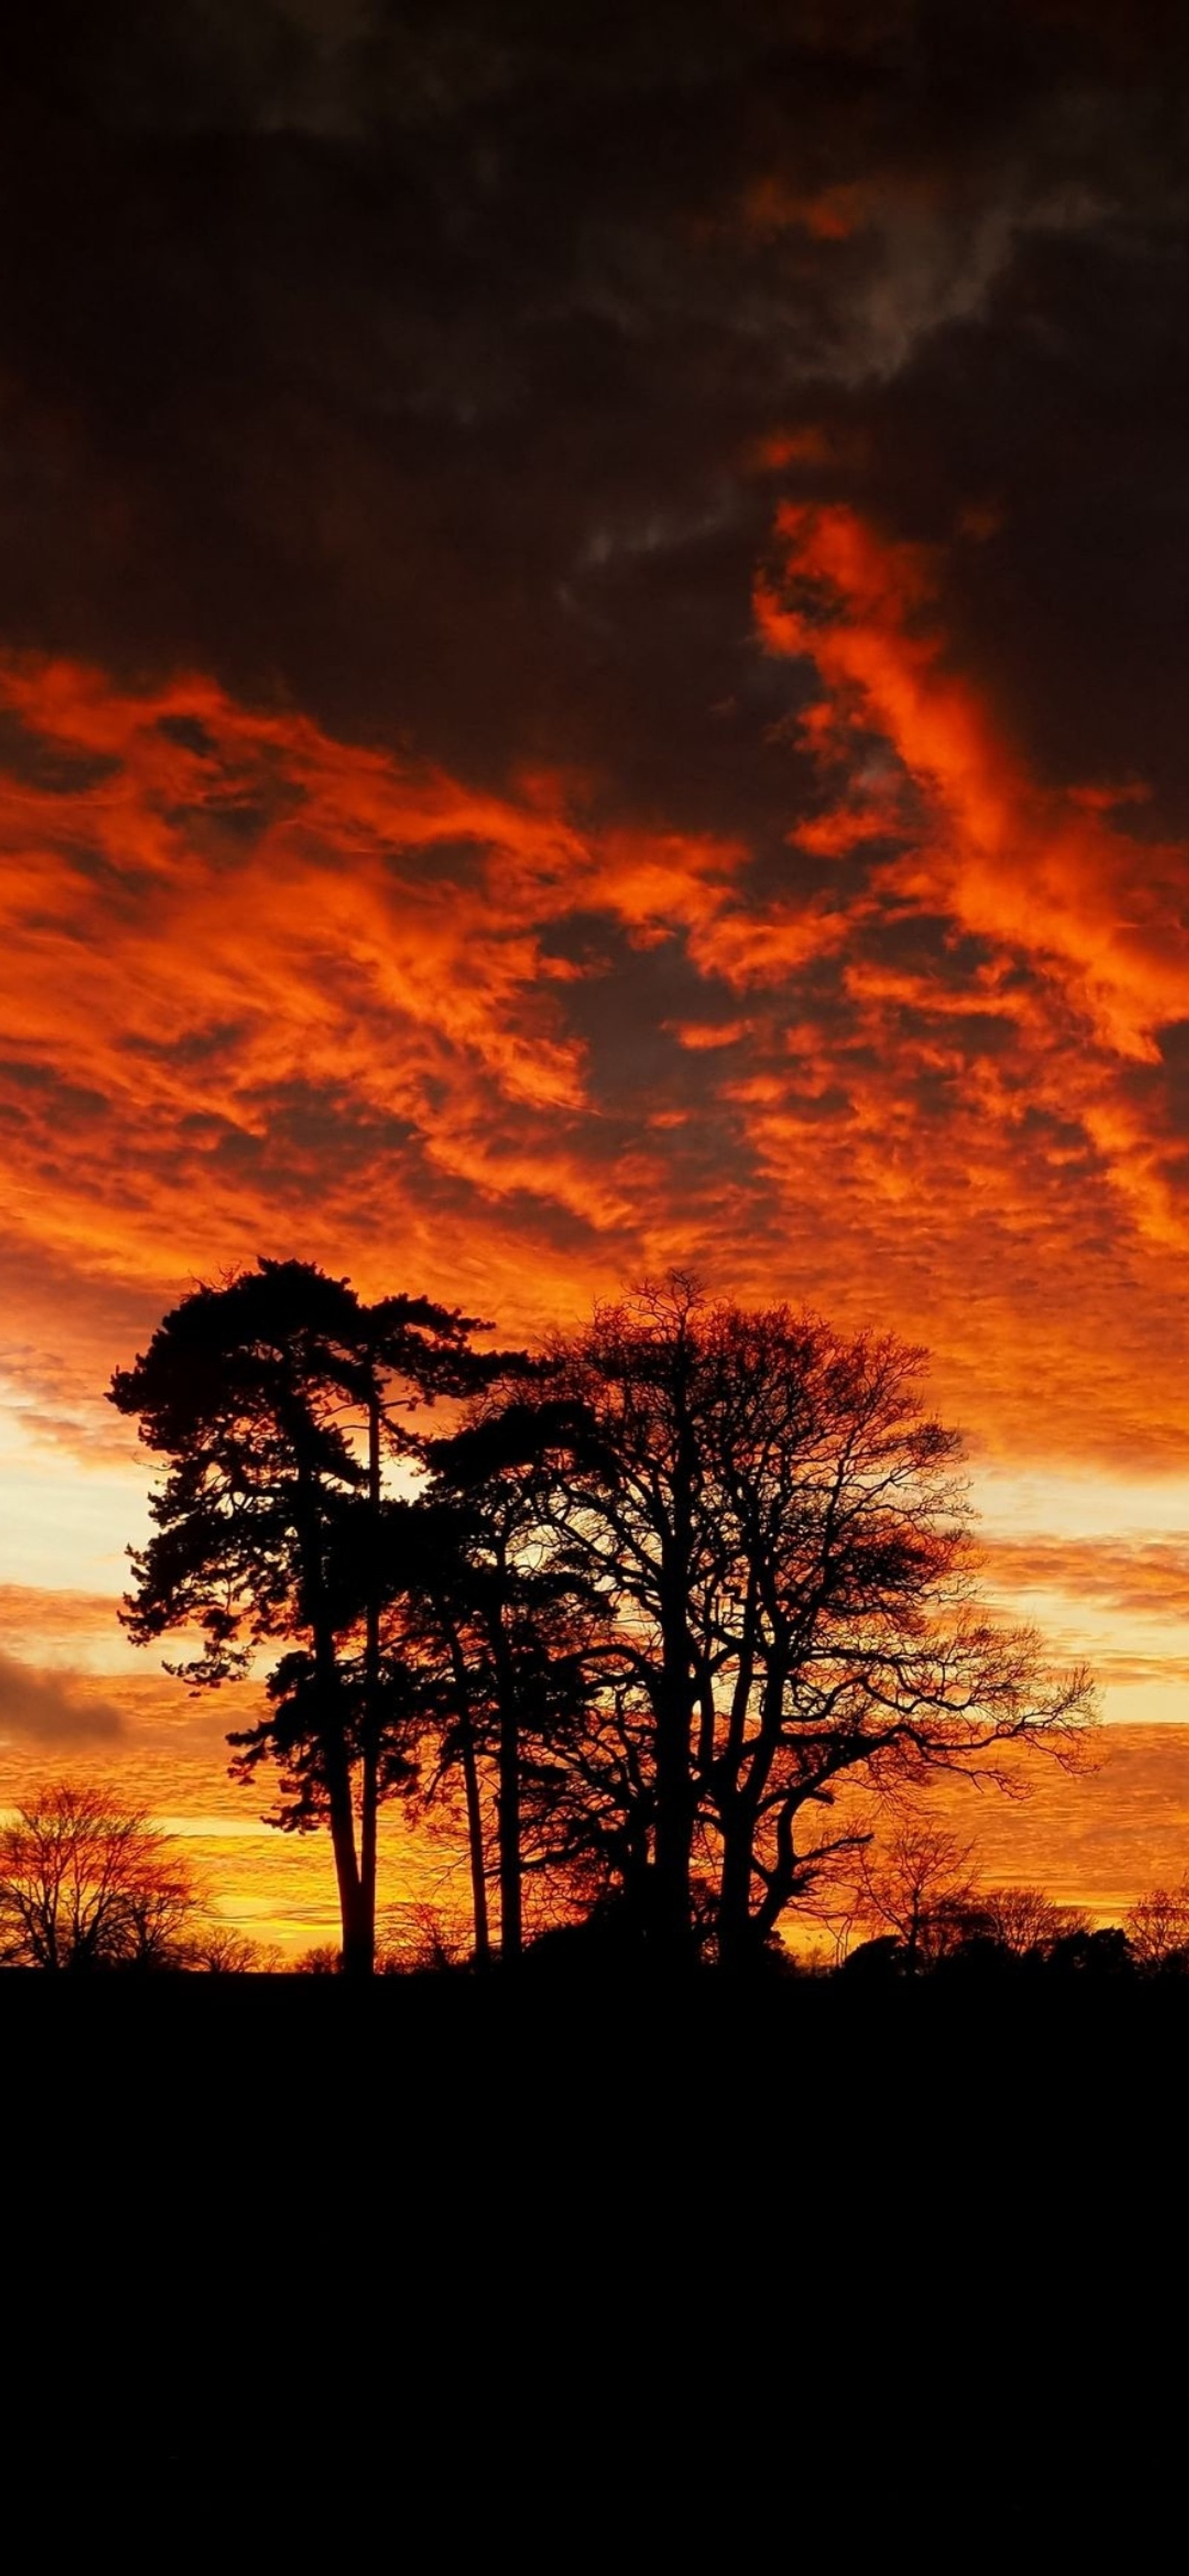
(738, 502), (1189, 1460)
(1, 496), (1189, 1482)
(0, 657), (762, 1376)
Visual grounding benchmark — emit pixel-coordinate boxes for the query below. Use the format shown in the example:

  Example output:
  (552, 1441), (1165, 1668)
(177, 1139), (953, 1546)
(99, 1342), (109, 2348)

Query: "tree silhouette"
(404, 1398), (606, 1965)
(0, 1783), (202, 1970)
(528, 1279), (1097, 1967)
(109, 1262), (1099, 1978)
(110, 1258), (505, 1973)
(852, 1819), (982, 1971)
(976, 1884), (1089, 1959)
(1125, 1879), (1189, 1970)
(388, 1499), (496, 1968)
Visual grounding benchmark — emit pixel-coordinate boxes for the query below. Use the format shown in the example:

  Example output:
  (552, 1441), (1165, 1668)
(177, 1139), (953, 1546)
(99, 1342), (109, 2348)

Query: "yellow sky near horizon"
(3, 1428), (1189, 1952)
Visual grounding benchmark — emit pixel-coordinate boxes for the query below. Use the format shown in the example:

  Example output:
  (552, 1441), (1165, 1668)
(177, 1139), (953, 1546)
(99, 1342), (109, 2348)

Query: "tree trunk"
(318, 1673), (369, 1974)
(751, 1795), (803, 1948)
(498, 1697), (521, 1965)
(460, 1719), (492, 1973)
(359, 1388), (383, 1973)
(489, 1589), (522, 1967)
(652, 1547), (696, 1966)
(444, 1616), (490, 1971)
(300, 1473), (369, 1976)
(650, 1387), (699, 1968)
(713, 1649), (784, 1971)
(716, 1808), (760, 1973)
(652, 1671), (693, 1964)
(321, 1675), (369, 1974)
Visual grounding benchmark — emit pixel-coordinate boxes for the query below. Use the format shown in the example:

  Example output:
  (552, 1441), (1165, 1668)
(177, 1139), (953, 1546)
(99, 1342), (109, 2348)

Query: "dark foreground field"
(9, 1960), (1189, 2155)
(4, 1973), (1185, 2523)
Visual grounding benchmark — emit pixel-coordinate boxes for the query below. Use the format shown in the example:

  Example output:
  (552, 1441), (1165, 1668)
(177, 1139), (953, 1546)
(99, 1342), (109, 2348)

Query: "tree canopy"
(109, 1257), (510, 1972)
(0, 1784), (203, 1971)
(111, 1265), (1098, 1973)
(519, 1280), (1095, 1966)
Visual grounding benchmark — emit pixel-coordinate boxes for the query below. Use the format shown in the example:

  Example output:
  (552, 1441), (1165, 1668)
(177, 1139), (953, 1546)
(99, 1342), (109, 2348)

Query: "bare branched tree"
(852, 1819), (982, 1970)
(976, 1885), (1089, 1957)
(1126, 1879), (1189, 1969)
(531, 1279), (1097, 1965)
(0, 1783), (203, 1971)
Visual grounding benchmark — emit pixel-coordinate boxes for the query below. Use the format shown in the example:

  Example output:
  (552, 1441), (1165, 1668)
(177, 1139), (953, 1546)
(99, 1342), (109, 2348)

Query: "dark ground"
(4, 1972), (1185, 2527)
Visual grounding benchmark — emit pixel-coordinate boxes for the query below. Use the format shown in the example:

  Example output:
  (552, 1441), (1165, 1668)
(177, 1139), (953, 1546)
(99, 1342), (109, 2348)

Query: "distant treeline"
(101, 1260), (1098, 1978)
(4, 1785), (1188, 1979)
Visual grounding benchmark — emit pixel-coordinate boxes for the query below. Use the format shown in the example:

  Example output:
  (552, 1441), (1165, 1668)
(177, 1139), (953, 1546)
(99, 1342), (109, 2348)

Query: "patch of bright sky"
(971, 1462), (1189, 1545)
(0, 1390), (150, 1592)
(971, 1461), (1189, 1725)
(6, 1384), (1189, 1721)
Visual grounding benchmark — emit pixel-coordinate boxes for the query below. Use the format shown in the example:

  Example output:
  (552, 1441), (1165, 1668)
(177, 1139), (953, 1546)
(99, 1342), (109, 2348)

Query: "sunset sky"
(4, 1), (1189, 1947)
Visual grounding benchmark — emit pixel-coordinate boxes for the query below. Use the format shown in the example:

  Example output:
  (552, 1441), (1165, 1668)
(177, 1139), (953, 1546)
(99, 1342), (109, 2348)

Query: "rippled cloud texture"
(3, 3), (1189, 1910)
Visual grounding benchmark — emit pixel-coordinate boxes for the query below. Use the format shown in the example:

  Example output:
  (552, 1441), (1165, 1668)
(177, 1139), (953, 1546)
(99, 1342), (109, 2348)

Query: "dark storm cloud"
(0, 1647), (123, 1744)
(2, 0), (1188, 844)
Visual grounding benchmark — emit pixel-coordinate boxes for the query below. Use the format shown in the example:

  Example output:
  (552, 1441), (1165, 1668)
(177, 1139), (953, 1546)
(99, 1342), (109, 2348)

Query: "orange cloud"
(757, 502), (1189, 1067)
(0, 1584), (125, 1644)
(930, 1725), (1189, 1920)
(739, 175), (876, 243)
(979, 1537), (1189, 1623)
(2, 583), (1189, 1501)
(667, 1019), (754, 1052)
(732, 499), (1189, 1461)
(0, 658), (784, 1459)
(745, 426), (836, 473)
